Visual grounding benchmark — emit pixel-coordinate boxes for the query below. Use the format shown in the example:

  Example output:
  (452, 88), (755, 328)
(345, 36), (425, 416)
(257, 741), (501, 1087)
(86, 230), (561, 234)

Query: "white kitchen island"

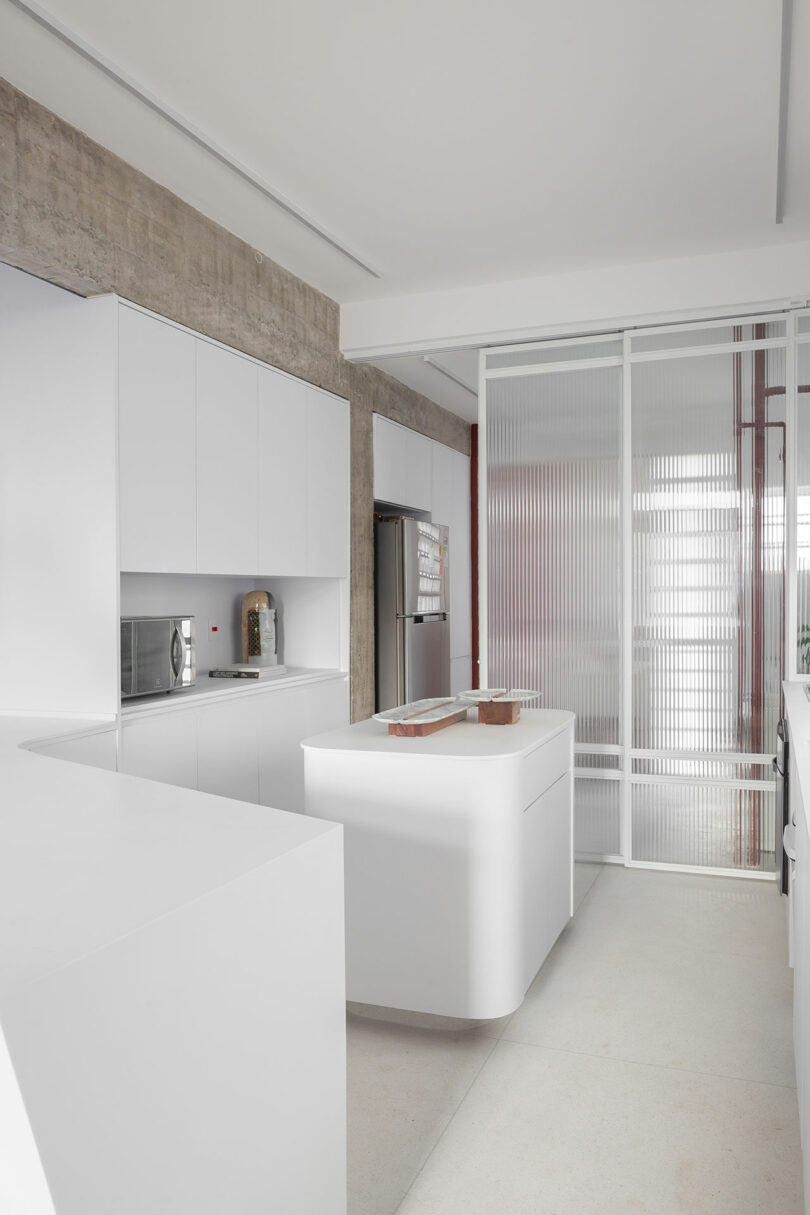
(302, 708), (575, 1020)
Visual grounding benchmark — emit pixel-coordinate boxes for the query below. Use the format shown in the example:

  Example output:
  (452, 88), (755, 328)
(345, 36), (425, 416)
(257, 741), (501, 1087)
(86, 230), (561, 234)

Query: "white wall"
(341, 240), (810, 356)
(0, 263), (118, 717)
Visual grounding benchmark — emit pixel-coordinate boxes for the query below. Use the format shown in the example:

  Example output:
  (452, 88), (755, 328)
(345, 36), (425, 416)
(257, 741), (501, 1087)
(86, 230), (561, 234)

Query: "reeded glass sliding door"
(486, 342), (624, 860)
(483, 319), (789, 876)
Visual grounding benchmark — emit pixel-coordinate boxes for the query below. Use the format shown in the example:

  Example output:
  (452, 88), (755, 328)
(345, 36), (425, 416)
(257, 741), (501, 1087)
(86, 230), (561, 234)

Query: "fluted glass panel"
(796, 343), (810, 670)
(487, 340), (621, 370)
(631, 345), (783, 871)
(632, 784), (775, 871)
(575, 778), (621, 857)
(487, 367), (621, 747)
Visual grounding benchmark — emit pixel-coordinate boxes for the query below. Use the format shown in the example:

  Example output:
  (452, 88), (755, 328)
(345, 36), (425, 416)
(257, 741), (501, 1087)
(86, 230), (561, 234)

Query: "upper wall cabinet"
(196, 341), (259, 575)
(118, 308), (197, 573)
(373, 415), (433, 512)
(307, 391), (350, 577)
(258, 368), (308, 576)
(118, 304), (350, 580)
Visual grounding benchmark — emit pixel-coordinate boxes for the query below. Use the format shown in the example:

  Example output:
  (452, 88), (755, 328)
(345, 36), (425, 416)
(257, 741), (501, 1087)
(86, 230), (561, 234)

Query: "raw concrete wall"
(0, 78), (469, 721)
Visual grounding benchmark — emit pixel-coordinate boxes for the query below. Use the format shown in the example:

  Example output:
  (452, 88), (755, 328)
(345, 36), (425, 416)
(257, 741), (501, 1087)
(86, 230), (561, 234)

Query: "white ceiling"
(2, 0), (809, 420)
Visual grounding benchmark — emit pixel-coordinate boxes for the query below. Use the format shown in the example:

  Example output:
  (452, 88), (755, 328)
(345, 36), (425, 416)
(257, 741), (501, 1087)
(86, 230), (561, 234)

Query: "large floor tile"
(346, 1014), (497, 1215)
(396, 1039), (803, 1215)
(574, 861), (604, 910)
(582, 865), (788, 963)
(505, 873), (794, 1086)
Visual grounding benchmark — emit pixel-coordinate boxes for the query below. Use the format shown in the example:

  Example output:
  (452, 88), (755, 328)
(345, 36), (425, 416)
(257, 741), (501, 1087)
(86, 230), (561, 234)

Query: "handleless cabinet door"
(307, 394), (350, 577)
(119, 711), (198, 790)
(257, 367), (308, 575)
(373, 415), (433, 513)
(431, 442), (472, 660)
(196, 341), (259, 574)
(196, 695), (259, 804)
(118, 307), (196, 572)
(258, 683), (311, 813)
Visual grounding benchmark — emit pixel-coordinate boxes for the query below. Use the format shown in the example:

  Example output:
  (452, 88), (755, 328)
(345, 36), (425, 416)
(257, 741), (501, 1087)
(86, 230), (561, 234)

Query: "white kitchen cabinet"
(118, 677), (348, 813)
(257, 367), (309, 576)
(196, 695), (260, 804)
(119, 711), (197, 790)
(257, 682), (312, 812)
(373, 415), (433, 512)
(307, 395), (350, 577)
(431, 442), (472, 660)
(196, 341), (259, 574)
(118, 307), (197, 573)
(258, 677), (349, 812)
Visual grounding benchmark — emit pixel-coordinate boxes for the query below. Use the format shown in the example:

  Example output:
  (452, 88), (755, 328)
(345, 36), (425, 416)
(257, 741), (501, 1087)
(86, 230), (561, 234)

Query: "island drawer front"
(519, 729), (571, 810)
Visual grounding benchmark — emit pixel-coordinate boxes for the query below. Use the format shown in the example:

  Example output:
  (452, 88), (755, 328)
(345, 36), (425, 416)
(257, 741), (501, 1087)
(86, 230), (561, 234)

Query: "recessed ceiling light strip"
(423, 355), (478, 398)
(775, 0), (793, 224)
(7, 0), (382, 278)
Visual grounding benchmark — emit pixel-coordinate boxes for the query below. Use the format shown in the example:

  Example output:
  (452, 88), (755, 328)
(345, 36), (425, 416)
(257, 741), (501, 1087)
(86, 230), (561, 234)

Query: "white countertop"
(122, 666), (347, 717)
(0, 714), (340, 1001)
(301, 707), (574, 759)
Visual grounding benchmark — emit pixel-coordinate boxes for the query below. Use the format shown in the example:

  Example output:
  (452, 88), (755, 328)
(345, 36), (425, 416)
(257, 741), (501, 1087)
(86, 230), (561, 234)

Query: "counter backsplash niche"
(119, 573), (347, 675)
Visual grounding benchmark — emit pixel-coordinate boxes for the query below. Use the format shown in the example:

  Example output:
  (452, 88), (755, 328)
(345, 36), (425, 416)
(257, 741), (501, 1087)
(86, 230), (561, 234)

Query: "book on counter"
(209, 664), (288, 680)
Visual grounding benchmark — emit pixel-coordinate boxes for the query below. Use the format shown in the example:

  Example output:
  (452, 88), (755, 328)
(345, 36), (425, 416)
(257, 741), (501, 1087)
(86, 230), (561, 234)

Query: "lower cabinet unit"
(197, 696), (260, 804)
(120, 676), (349, 809)
(120, 712), (198, 790)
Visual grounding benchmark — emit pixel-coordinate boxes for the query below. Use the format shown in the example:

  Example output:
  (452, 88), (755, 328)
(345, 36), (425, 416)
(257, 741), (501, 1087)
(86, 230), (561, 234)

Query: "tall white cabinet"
(373, 414), (473, 693)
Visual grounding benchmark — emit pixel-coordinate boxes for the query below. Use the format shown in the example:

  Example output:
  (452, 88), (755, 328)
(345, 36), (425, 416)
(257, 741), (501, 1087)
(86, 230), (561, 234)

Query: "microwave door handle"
(171, 624), (186, 685)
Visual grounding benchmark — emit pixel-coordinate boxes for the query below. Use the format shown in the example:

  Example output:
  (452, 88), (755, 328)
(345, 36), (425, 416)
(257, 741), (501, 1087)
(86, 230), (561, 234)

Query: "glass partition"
(484, 317), (791, 874)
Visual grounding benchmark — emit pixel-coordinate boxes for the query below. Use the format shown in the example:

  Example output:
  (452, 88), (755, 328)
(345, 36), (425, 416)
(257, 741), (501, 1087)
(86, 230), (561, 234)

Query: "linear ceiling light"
(775, 0), (794, 224)
(7, 0), (382, 277)
(423, 356), (478, 398)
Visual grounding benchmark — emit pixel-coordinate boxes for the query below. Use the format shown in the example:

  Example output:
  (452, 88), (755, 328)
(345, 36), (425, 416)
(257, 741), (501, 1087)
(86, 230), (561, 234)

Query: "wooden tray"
(388, 707), (469, 737)
(373, 698), (469, 737)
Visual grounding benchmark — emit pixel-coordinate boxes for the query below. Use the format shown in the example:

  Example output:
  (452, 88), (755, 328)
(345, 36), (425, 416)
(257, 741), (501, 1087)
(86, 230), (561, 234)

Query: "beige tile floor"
(347, 863), (803, 1215)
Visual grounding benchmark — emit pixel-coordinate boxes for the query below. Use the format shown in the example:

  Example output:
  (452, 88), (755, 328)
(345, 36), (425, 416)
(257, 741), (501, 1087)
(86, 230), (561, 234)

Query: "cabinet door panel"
(118, 308), (196, 572)
(119, 712), (197, 790)
(196, 342), (258, 574)
(258, 684), (311, 813)
(431, 442), (472, 659)
(307, 396), (349, 577)
(306, 677), (350, 737)
(257, 368), (308, 575)
(373, 416), (432, 512)
(196, 696), (259, 804)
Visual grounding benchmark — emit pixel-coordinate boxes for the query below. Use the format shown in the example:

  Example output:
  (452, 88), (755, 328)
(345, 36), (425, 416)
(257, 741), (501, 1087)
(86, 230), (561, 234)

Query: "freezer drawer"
(404, 613), (450, 703)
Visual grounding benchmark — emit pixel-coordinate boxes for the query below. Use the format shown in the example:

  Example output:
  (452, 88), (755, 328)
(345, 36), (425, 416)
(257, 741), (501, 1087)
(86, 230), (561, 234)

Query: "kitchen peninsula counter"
(302, 708), (575, 1020)
(0, 715), (346, 1215)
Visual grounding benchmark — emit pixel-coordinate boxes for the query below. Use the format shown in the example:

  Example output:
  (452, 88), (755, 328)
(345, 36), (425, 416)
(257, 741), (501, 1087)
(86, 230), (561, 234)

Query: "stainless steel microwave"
(121, 616), (196, 699)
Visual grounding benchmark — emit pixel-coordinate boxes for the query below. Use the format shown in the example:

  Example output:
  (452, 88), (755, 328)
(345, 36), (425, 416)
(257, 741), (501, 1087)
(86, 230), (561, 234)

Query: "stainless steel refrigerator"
(375, 516), (450, 711)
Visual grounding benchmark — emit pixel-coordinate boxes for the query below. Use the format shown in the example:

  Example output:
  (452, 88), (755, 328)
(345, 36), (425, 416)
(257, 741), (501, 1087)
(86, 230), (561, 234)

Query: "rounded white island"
(302, 707), (575, 1021)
